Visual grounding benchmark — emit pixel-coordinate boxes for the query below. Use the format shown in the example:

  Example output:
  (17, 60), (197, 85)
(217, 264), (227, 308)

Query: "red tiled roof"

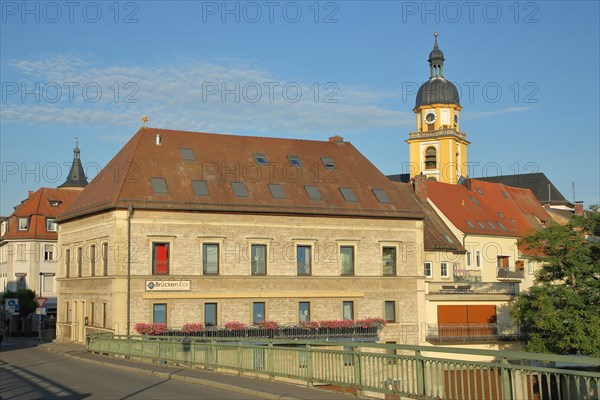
(1, 188), (81, 241)
(503, 186), (551, 228)
(58, 128), (425, 221)
(427, 181), (521, 237)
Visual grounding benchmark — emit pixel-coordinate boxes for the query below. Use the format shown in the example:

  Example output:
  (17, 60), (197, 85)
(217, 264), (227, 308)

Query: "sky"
(1, 0), (599, 216)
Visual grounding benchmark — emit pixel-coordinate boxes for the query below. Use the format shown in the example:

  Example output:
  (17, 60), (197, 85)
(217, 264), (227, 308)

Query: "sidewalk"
(39, 342), (364, 400)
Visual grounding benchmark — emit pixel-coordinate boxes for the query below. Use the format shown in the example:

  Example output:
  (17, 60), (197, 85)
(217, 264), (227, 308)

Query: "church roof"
(58, 128), (425, 222)
(476, 173), (571, 206)
(59, 143), (88, 188)
(415, 78), (461, 108)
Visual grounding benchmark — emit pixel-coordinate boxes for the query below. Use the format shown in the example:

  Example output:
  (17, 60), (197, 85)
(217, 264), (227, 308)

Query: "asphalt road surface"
(0, 344), (261, 399)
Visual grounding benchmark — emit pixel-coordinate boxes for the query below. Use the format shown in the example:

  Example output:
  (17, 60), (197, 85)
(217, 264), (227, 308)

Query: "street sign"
(36, 307), (47, 315)
(5, 298), (19, 313)
(34, 297), (47, 307)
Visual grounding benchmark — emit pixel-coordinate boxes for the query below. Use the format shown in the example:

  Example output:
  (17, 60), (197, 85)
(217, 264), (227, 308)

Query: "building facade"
(56, 129), (427, 344)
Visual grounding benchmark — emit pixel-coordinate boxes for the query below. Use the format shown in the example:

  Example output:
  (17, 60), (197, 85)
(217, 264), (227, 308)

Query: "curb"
(40, 344), (304, 400)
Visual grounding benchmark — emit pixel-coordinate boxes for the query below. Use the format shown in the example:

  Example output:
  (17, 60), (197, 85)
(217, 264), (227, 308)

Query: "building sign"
(145, 280), (191, 291)
(5, 298), (19, 313)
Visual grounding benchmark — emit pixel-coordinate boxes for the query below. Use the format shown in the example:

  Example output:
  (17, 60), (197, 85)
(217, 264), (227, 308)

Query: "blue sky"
(1, 0), (599, 216)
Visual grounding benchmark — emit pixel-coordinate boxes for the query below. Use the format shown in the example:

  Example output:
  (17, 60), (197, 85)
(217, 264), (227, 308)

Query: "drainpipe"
(127, 206), (134, 338)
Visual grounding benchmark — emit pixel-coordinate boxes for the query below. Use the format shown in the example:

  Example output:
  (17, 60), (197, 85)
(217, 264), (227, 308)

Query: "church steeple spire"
(59, 138), (88, 189)
(428, 32), (445, 78)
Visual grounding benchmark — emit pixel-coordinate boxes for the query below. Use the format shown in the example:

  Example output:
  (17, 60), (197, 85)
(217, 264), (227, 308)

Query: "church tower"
(58, 139), (88, 190)
(406, 33), (469, 184)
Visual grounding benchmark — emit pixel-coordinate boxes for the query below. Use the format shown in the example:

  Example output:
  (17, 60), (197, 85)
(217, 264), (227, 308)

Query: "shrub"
(319, 320), (355, 329)
(182, 322), (205, 333)
(299, 320), (320, 329)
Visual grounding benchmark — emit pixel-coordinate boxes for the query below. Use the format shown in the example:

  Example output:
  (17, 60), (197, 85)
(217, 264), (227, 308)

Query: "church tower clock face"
(424, 110), (437, 124)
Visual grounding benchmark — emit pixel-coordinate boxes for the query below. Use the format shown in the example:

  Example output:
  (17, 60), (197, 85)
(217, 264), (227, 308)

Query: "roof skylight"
(231, 182), (249, 197)
(339, 187), (357, 202)
(150, 177), (168, 194)
(268, 184), (286, 199)
(305, 185), (322, 201)
(372, 189), (391, 203)
(321, 157), (336, 170)
(192, 180), (209, 196)
(180, 148), (195, 161)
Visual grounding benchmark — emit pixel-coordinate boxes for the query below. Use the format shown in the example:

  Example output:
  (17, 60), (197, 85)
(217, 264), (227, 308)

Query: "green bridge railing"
(87, 334), (599, 399)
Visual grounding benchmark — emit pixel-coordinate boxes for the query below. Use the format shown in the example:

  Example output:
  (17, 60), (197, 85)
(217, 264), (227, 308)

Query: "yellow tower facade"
(406, 33), (469, 184)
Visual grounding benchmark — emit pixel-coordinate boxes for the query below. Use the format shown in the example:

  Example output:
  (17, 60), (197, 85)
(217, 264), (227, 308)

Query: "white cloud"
(2, 55), (523, 135)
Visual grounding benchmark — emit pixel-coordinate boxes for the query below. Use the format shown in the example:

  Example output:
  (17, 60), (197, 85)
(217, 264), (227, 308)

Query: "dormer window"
(49, 200), (61, 207)
(18, 218), (29, 231)
(253, 153), (268, 165)
(320, 157), (336, 170)
(0, 220), (6, 236)
(46, 218), (58, 232)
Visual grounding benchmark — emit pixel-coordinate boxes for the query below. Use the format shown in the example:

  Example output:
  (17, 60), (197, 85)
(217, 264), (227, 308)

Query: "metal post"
(127, 206), (133, 338)
(38, 272), (43, 341)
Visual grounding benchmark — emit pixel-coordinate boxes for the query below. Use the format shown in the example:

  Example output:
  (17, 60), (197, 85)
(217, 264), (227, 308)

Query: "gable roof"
(58, 128), (425, 222)
(476, 173), (571, 206)
(1, 188), (81, 241)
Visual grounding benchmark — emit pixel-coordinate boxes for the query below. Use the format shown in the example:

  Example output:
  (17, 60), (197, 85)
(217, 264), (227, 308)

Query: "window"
(44, 244), (54, 261)
(18, 217), (29, 231)
(288, 155), (302, 167)
(90, 245), (96, 276)
(466, 251), (472, 267)
(179, 148), (195, 161)
(476, 251), (482, 267)
(251, 244), (267, 275)
(299, 302), (310, 323)
(382, 247), (396, 276)
(321, 157), (336, 169)
(17, 275), (26, 289)
(43, 274), (55, 293)
(340, 246), (354, 276)
(297, 246), (311, 275)
(497, 256), (510, 269)
(1, 220), (7, 236)
(342, 301), (354, 320)
(192, 180), (209, 196)
(65, 249), (71, 277)
(424, 262), (432, 277)
(66, 302), (71, 323)
(231, 181), (249, 197)
(253, 302), (265, 324)
(152, 243), (169, 275)
(102, 303), (107, 328)
(339, 187), (357, 202)
(17, 244), (26, 261)
(46, 218), (57, 232)
(49, 200), (61, 207)
(204, 303), (217, 327)
(471, 197), (481, 206)
(425, 147), (436, 170)
(497, 222), (508, 231)
(486, 221), (498, 230)
(253, 153), (268, 165)
(203, 243), (219, 275)
(372, 189), (390, 203)
(477, 222), (487, 229)
(385, 301), (396, 323)
(528, 261), (535, 275)
(153, 304), (167, 324)
(268, 184), (285, 199)
(77, 247), (82, 277)
(498, 211), (505, 219)
(102, 243), (108, 276)
(466, 220), (475, 229)
(441, 262), (449, 278)
(304, 185), (322, 201)
(150, 177), (168, 194)
(90, 302), (95, 327)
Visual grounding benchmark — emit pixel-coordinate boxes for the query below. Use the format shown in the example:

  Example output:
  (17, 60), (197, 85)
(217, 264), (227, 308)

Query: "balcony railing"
(426, 323), (524, 342)
(408, 128), (467, 140)
(428, 281), (520, 295)
(497, 268), (525, 280)
(453, 269), (482, 282)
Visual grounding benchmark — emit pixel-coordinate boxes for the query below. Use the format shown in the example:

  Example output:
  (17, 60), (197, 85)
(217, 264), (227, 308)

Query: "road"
(0, 344), (260, 399)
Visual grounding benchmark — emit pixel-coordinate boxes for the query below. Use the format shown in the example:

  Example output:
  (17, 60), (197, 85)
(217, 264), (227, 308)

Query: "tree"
(512, 211), (600, 356)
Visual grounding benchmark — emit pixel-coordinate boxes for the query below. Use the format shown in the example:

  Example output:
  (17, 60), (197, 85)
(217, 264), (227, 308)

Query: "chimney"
(574, 201), (584, 216)
(155, 133), (161, 145)
(463, 177), (472, 191)
(413, 173), (428, 202)
(329, 135), (344, 145)
(28, 191), (33, 197)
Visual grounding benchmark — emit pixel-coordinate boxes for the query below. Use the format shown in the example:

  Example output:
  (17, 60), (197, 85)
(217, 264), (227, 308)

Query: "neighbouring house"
(55, 127), (428, 344)
(0, 143), (87, 326)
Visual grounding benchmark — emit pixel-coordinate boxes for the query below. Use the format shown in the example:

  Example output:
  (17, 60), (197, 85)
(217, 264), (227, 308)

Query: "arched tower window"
(425, 147), (437, 170)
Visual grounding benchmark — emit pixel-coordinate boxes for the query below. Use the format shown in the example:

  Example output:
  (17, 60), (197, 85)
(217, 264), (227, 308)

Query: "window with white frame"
(251, 244), (267, 275)
(46, 218), (57, 232)
(18, 218), (29, 231)
(382, 247), (396, 276)
(17, 244), (26, 261)
(440, 262), (449, 278)
(528, 261), (535, 275)
(340, 246), (355, 276)
(44, 244), (54, 261)
(203, 243), (219, 275)
(466, 251), (472, 267)
(423, 262), (432, 277)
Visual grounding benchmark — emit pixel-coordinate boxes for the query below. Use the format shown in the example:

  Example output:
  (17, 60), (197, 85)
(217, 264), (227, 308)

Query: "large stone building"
(56, 129), (428, 343)
(0, 143), (87, 319)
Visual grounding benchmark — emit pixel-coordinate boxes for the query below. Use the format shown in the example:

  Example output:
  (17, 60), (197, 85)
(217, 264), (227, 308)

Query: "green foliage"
(512, 212), (600, 356)
(1, 289), (38, 316)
